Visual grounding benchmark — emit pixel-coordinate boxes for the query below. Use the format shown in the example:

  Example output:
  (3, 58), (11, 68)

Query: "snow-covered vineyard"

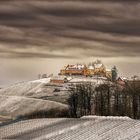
(0, 116), (140, 140)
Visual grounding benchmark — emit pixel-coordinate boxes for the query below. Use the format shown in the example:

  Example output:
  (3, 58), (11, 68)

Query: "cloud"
(0, 0), (139, 58)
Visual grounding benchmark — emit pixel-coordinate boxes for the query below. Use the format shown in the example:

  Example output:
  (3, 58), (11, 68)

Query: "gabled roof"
(65, 64), (86, 70)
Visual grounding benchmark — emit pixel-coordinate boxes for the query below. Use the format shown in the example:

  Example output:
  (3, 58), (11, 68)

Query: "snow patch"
(81, 115), (132, 120)
(30, 78), (51, 84)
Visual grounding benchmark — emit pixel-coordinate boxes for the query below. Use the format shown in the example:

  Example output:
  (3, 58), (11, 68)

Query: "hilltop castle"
(59, 60), (117, 81)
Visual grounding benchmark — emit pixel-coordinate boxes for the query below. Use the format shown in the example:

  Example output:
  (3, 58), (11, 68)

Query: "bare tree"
(125, 78), (140, 119)
(68, 83), (94, 117)
(95, 83), (112, 116)
(68, 78), (140, 119)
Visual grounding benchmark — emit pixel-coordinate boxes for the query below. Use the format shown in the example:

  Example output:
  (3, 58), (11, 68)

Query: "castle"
(59, 60), (117, 81)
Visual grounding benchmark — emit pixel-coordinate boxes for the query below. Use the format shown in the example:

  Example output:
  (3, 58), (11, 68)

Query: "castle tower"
(111, 66), (118, 82)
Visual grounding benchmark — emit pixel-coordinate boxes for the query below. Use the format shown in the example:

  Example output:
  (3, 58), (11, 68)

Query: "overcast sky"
(0, 0), (140, 86)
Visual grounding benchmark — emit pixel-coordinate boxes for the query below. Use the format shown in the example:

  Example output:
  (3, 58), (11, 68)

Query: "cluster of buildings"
(37, 60), (139, 89)
(50, 60), (118, 84)
(59, 60), (117, 80)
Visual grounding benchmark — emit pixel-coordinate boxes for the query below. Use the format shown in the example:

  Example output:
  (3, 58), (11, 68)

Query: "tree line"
(68, 80), (140, 119)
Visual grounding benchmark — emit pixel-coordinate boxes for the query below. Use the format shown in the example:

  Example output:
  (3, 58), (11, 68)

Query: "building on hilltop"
(59, 60), (117, 81)
(59, 64), (86, 76)
(111, 66), (118, 82)
(50, 76), (72, 84)
(84, 60), (106, 77)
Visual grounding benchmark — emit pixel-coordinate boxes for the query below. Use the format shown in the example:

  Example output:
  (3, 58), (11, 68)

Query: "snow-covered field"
(0, 118), (67, 139)
(0, 78), (52, 97)
(0, 95), (68, 118)
(0, 116), (140, 140)
(0, 77), (69, 120)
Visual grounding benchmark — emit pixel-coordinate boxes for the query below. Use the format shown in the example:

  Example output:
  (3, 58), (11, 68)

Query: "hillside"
(0, 116), (140, 140)
(0, 78), (51, 97)
(0, 78), (70, 121)
(0, 77), (107, 97)
(0, 95), (68, 118)
(0, 77), (109, 120)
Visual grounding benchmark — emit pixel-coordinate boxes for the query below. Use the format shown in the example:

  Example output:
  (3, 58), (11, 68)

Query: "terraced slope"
(0, 116), (140, 140)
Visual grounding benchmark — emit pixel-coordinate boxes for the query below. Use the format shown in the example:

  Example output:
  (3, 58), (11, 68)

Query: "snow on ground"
(0, 77), (69, 120)
(0, 81), (43, 96)
(81, 115), (132, 120)
(0, 116), (140, 140)
(0, 118), (67, 139)
(0, 76), (109, 97)
(30, 78), (51, 84)
(0, 78), (51, 96)
(0, 95), (68, 118)
(69, 77), (107, 85)
(0, 77), (67, 97)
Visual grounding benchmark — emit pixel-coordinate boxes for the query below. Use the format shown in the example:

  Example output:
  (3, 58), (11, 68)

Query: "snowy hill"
(0, 77), (108, 97)
(0, 78), (69, 119)
(0, 78), (52, 97)
(0, 77), (109, 120)
(0, 95), (68, 118)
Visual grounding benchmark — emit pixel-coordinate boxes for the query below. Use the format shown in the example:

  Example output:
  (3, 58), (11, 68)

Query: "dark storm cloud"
(0, 0), (140, 58)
